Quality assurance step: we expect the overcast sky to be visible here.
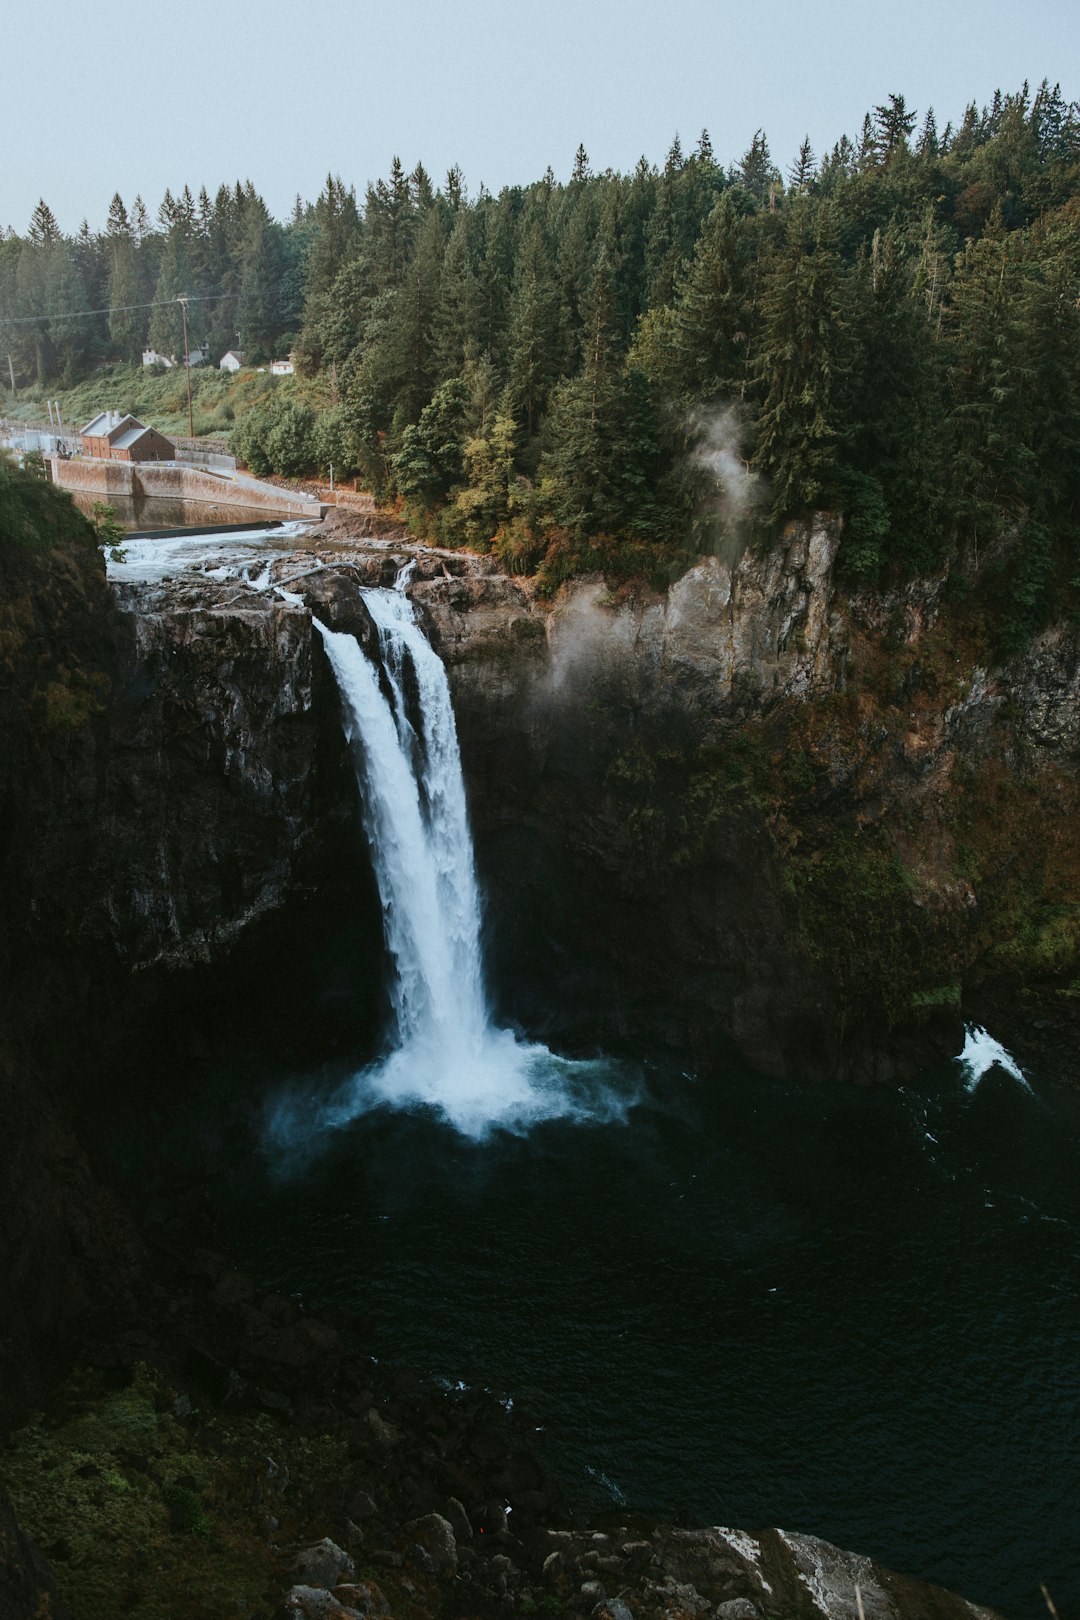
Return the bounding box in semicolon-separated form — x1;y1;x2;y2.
6;0;1079;233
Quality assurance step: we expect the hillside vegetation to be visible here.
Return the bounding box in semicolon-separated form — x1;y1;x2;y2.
3;84;1079;631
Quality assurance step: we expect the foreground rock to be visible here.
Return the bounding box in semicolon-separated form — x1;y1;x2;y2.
279;1509;1004;1620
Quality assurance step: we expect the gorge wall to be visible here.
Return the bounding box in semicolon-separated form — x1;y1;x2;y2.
3;502;1077;1618
405;516;1080;1083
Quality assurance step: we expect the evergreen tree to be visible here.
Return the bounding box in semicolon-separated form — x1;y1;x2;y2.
505;221;559;437
752;200;850;515
788;138;816;192
431;208;482;379
872;93;917;164
28;199;60;247
106;197;143;359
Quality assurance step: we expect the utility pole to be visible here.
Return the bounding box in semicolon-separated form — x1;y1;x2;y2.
6;354;15;395
178;295;194;439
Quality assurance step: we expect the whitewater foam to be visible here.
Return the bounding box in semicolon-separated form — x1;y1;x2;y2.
958;1025;1031;1093
305;589;636;1143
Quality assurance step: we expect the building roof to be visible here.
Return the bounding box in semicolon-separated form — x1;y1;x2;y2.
82;410;122;436
108;414;143;439
111;425;156;451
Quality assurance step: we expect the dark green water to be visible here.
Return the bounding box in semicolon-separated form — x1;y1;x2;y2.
193;1035;1079;1620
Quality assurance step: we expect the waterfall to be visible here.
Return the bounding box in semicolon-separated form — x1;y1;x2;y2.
309;582;634;1141
317;589;487;1055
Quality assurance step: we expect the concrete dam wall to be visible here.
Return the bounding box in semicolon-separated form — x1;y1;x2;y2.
49;456;326;519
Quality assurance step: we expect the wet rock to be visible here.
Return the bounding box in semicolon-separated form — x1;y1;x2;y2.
284;1587;362;1619
642;1575;712;1615
444;1495;472;1541
543;1549;566;1583
332;1584;390;1619
292;1538;355;1590
367;1408;402;1447
594;1601;635;1620
347;1489;378;1522
489;1553;519;1593
407;1544;435;1576
715;1602;761;1619
404;1503;456;1568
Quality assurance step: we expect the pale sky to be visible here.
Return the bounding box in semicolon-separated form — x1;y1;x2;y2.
6;0;1079;233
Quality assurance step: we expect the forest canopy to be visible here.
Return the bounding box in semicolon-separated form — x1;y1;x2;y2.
3;83;1079;619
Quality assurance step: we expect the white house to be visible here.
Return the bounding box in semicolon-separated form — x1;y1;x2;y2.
270;359;294;376
142;347;175;369
186;347;208;367
219;350;245;372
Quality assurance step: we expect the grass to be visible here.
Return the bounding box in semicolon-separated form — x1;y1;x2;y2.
0;1363;354;1620
4;362;330;446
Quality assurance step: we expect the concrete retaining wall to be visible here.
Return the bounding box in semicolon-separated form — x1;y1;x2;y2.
49;457;324;518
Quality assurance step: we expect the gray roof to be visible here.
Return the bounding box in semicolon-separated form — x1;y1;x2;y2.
111;425;154;450
82;411;116;436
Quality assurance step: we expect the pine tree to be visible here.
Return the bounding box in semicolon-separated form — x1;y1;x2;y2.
147;223;192;360
788;138;816;192
410;163;435;213
737;132;776;202
431;208;482;380
916;109;939;159
384;204;447;419
505;221;559;437
872;93;917;164
445;165;465;210
944;208;1031;546
106;198;143;360
670;194;750;398
28;199;60;247
237;197;285;359
752;200;850;515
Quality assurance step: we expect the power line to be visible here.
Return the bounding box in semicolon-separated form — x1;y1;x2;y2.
0;292;230;328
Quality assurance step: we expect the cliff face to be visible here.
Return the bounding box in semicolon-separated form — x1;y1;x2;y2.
1;511;1071;1619
4;515;1079;1366
68;514;1076;1088
0;551;353;1429
408;518;1080;1081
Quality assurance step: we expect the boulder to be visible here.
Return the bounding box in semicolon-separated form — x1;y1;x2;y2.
292;1538;355;1591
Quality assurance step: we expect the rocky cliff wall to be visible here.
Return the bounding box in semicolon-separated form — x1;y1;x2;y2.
1;508;1067;1618
5;511;1080;1402
400;517;1080;1082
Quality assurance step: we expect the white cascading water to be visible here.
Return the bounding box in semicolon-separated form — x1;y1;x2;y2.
310;578;632;1141
957;1024;1031;1093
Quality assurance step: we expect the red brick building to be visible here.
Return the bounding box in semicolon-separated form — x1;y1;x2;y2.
80;412;174;462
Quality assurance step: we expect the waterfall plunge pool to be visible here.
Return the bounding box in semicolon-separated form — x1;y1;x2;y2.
170;1032;1080;1620
102;540;1080;1619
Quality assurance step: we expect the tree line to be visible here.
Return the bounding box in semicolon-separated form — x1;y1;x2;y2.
3;81;1080;621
